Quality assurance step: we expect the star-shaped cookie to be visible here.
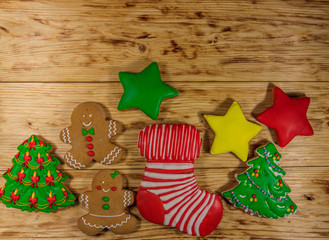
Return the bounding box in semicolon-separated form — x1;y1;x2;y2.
204;101;262;161
256;86;314;147
117;62;179;120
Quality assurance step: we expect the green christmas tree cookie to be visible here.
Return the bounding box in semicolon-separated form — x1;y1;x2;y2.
222;142;297;218
0;135;75;213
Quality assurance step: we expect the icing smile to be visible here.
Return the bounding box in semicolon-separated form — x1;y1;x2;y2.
83;121;92;127
102;188;110;193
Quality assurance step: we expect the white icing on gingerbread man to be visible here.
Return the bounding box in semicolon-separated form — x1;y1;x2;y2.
78;170;138;235
60;102;123;169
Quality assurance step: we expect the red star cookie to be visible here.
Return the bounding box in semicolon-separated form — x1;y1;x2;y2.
257;87;314;147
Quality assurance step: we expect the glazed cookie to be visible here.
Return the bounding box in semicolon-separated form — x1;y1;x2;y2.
256;86;313;147
0;135;75;213
137;124;223;236
60;102;123;169
78;170;138;235
222;142;297;218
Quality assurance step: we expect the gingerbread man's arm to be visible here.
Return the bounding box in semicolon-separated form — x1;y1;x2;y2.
122;190;135;207
80;191;92;209
107;120;123;138
60;126;73;144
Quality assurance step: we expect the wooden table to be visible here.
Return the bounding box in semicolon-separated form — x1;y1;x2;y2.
0;1;328;239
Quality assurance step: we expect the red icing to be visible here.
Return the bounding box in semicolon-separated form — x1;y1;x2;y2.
86;136;93;142
87;144;93;149
45;175;55;186
138;124;202;163
137;190;164;225
22;154;32;168
36;156;44;170
111;187;116;191
198;195;223;236
29;140;37;150
47;195;56;207
31;175;39;188
5;167;12;175
88;151;95;157
16;171;26;184
29;196;38;208
96;186;101;190
10;191;20;204
137;124;223;236
256;87;314;147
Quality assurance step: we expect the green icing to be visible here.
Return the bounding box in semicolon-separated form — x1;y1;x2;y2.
0;135;76;213
110;171;119;179
103;204;109;210
103;196;109;202
222;142;297;219
82;128;95;136
117;62;179;120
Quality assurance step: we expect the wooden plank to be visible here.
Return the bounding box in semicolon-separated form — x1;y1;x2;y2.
0;81;328;170
0;167;328;239
0;0;328;82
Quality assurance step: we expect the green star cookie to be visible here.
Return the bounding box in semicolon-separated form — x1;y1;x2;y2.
117;62;179;120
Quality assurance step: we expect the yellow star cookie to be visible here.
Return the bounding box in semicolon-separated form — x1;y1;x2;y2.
204;101;262;161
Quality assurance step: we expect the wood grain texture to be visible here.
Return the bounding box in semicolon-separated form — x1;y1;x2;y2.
0;0;329;82
0;0;329;239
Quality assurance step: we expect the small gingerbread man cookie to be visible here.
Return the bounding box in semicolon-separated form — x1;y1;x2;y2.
60;102;123;169
78;170;138;235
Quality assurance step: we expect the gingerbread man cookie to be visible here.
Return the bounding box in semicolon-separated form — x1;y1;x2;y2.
60;102;123;169
78;170;138;235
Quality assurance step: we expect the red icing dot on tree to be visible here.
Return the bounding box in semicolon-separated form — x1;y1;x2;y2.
0;135;75;212
223;142;297;219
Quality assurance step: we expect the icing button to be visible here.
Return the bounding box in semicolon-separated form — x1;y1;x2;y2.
88;151;95;157
103;204;109;210
87;144;93;149
86;136;93;142
103;196;109;202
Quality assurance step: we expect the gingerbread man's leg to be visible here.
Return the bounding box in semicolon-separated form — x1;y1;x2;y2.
110;214;138;234
77;215;104;235
97;144;124;166
64;151;88;169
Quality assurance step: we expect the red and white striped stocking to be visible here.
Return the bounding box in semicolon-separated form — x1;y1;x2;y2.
137;124;223;236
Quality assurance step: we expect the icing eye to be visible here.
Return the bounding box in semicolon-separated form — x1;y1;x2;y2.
102;181;104;184
83;114;85;117
111;187;117;191
96;186;101;190
89;114;92;117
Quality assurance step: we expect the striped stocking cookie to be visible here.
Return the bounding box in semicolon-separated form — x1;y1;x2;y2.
136;124;223;236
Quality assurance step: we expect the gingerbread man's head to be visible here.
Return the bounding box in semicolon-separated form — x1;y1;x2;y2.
71;102;106;129
92;170;123;194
